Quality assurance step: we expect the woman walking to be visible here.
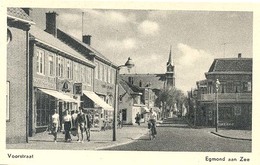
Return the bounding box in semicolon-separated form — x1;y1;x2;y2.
63;109;72;142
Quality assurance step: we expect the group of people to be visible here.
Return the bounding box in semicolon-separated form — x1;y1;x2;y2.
51;107;92;143
51;107;158;143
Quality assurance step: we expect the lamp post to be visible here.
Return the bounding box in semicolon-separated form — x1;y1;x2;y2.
215;79;220;132
113;57;134;141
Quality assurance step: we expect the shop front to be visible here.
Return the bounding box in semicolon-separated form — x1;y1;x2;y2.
33;88;78;134
81;90;114;131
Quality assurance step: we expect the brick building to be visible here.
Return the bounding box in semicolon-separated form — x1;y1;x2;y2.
6;8;34;143
195;54;252;129
29;24;95;134
43;12;118;130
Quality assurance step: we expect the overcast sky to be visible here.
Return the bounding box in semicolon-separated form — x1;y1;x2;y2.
31;8;253;93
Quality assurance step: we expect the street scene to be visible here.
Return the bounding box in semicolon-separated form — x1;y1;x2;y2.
6;7;252;152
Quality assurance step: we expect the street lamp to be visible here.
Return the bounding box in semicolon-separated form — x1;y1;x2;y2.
113;57;134;141
215;79;220;132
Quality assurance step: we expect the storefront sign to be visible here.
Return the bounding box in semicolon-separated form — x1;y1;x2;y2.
73;83;82;95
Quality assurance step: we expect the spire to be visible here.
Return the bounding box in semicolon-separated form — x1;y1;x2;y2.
167;45;173;66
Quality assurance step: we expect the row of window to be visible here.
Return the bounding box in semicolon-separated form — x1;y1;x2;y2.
206;81;252;94
36;48;92;86
95;61;116;84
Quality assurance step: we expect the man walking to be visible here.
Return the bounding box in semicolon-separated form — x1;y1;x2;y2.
51;109;60;143
77;107;86;143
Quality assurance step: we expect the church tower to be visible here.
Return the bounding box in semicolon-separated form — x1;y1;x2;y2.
165;46;175;89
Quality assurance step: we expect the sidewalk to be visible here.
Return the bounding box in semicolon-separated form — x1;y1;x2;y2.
6;124;148;150
210;129;252;141
184;118;252;141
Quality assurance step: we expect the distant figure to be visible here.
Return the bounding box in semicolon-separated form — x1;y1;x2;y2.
77;107;86;143
147;108;157;137
71;109;79;141
51;109;60;143
135;112;141;125
62;109;72;142
85;112;92;142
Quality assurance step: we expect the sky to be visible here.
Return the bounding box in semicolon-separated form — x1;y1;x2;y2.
30;8;253;93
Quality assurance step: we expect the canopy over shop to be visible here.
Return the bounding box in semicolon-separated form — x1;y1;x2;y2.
82;91;114;130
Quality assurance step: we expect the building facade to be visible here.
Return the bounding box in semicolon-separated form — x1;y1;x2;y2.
195;54;252;129
29;24;95;134
118;79;148;125
6;8;34;143
43;12;118;130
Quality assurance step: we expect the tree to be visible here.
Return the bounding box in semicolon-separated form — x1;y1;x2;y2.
158;87;187;118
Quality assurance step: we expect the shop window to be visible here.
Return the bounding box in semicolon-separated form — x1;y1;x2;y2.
36;49;45;75
57;56;64;78
104;65;107;82
95;61;99;79
48;53;55;76
100;63;104;81
243;82;252;92
66;60;72;79
36;91;54;127
234;81;241;93
226;81;233;93
108;67;111;83
74;62;78;81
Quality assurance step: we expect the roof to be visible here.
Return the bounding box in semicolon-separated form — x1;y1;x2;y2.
208;58;252;73
29;25;95;67
120;73;166;90
7;8;34;24
119;79;142;94
57;29;117;67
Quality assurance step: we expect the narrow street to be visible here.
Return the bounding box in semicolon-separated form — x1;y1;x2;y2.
103;116;251;152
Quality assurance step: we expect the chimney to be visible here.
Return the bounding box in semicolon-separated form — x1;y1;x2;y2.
22;8;32;16
238;53;242;58
82;35;92;45
45;12;58;37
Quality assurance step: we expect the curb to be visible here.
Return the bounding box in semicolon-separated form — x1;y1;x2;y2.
210;132;252;141
95;132;147;150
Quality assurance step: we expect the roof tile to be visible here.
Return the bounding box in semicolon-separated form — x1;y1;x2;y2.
208;58;252;73
7;8;32;22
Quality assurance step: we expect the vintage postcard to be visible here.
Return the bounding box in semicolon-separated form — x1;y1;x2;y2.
1;0;260;165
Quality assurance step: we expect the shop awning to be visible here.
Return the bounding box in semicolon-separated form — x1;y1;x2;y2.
38;88;77;103
83;91;114;111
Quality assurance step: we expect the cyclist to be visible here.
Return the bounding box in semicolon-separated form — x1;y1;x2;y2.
147;108;157;139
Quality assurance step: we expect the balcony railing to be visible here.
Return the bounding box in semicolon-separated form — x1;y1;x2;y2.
198;93;252;103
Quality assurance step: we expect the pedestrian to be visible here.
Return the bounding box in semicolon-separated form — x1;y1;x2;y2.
77;107;86;143
135;112;141;125
51;109;60;143
62;109;72;142
71;109;79;141
85;111;92;142
147;108;157;137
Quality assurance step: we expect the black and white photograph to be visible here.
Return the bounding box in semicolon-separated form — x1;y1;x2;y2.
1;1;260;165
